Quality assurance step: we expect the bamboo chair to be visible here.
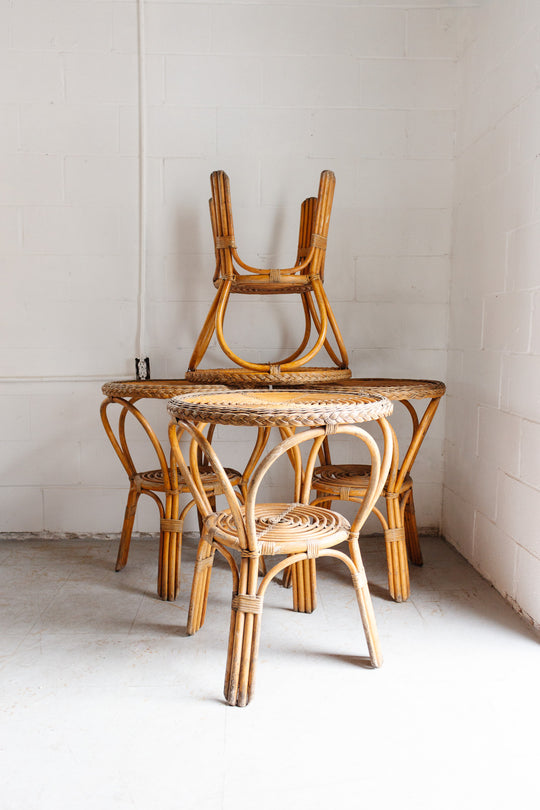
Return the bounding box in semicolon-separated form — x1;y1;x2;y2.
310;379;446;602
167;388;393;707
185;170;351;386
100;381;270;601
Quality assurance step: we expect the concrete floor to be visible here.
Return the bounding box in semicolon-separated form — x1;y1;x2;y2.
1;532;538;810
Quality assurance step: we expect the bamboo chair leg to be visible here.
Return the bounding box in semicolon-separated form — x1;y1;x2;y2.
187;529;215;635
291;558;317;613
383;495;410;603
157;529;182;601
347;539;382;667
224;558;261;707
115;486;140;571
352;569;383;668
157;493;183;602
282;566;292;589
404;489;423;566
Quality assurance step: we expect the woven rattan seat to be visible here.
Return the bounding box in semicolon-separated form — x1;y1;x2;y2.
168;388;393;706
186;170;351;386
313;464;412;497
136;467;241;493
211;502;350;556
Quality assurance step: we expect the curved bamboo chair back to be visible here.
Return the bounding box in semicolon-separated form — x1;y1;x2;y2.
187;170;350;382
170;419;392;556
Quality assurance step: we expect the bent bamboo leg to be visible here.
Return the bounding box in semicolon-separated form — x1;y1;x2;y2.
347;539;382;667
403;488;423;566
115;485;141;571
187;527;216;635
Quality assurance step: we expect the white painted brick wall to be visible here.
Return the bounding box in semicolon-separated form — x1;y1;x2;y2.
444;0;540;626
2;3;465;553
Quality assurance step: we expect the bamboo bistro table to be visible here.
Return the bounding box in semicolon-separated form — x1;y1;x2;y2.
100;379;240;601
167;388;394;706
308;378;446;602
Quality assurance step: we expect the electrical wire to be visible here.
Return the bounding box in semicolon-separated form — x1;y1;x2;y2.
136;0;148;377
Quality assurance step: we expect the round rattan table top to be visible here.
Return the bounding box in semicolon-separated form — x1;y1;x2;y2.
305;377;446;400
185;367;352;386
168;388;393;428
101;379;229;400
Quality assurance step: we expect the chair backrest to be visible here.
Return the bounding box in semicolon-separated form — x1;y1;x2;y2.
168;418;393;554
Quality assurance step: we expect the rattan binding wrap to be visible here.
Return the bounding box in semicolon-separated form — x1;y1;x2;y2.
168;388;393;428
101;379;229;400
185;367;352;387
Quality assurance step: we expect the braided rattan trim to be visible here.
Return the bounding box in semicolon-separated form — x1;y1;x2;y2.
102;379;229;399
307;378;446;400
161;518;184;532
185;367;352;386
168;389;393;427
232;594;263;615
384;528;406;543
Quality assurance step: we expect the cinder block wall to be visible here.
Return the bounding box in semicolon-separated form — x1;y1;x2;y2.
444;0;540;626
1;1;465;538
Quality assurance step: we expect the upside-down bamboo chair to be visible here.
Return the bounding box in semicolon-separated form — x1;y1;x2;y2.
185;170;351;386
100;381;271;601
167;388;393;707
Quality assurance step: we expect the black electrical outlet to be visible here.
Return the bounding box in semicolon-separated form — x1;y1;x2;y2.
135;357;151;380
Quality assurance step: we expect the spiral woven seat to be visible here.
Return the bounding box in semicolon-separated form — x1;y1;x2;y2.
185;367;351;387
168;388;393;428
210;502;350;556
137;467;241;493
312;464;412;498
